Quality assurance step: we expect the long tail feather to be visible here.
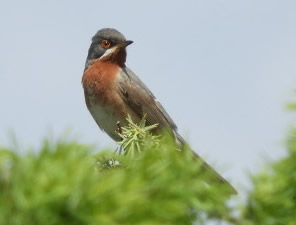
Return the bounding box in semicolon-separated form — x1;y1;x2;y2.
175;132;237;195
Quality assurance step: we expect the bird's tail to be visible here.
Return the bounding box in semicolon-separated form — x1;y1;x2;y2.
175;132;237;195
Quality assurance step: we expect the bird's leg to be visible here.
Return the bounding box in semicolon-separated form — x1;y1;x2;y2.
116;121;124;154
116;121;123;134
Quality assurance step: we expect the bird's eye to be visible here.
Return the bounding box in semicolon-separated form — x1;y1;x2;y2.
100;40;111;49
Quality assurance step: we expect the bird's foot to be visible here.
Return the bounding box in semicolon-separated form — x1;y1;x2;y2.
116;121;123;134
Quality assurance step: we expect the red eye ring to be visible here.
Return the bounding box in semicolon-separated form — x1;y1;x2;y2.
101;40;111;49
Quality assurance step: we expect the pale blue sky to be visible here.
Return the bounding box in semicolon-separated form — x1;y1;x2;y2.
1;0;296;192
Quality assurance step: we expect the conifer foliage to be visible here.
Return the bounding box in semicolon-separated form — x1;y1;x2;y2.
1;107;296;224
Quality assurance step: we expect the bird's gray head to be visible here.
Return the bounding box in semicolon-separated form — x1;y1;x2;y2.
85;28;133;69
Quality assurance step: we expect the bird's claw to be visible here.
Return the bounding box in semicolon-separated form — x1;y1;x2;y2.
116;121;123;134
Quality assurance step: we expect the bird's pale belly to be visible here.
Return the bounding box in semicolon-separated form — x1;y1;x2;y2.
86;94;137;141
87;98;122;141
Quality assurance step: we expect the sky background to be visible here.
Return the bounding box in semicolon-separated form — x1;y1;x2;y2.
1;0;296;195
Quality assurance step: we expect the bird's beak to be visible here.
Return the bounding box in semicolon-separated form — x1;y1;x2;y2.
125;40;133;46
117;40;133;48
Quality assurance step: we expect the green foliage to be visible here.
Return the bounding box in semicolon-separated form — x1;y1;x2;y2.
239;103;296;225
287;103;296;110
0;124;233;225
2;106;296;225
239;129;296;225
117;115;159;157
0;140;96;225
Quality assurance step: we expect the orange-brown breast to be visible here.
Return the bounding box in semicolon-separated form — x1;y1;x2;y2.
82;60;120;107
82;59;140;140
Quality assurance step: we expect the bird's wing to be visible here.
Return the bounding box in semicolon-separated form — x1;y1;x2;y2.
117;67;237;194
118;67;177;132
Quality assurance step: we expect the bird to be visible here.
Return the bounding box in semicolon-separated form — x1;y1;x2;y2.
82;28;236;194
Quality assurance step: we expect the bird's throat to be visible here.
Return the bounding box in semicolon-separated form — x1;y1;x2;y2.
99;47;127;67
